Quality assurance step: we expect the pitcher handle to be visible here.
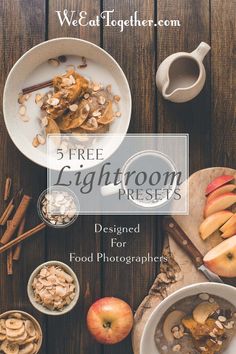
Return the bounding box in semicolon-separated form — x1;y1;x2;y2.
191;42;211;61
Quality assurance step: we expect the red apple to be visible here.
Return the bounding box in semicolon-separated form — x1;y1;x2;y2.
87;297;133;344
205;175;235;196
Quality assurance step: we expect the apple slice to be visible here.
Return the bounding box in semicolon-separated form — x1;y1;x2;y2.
199;211;233;240
203;235;236;277
193;302;219;324
204;193;236;218
220;214;236;232
207;184;236;203
221;224;236;239
205;175;235;196
163;310;186;342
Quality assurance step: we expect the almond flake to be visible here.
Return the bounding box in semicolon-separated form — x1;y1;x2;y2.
37;134;46;145
92;109;101;117
41;116;48;127
32;136;39;148
69;75;76;84
18;94;26;104
98;96;106;105
21;115;30;122
92;83;101;92
114;95;121;102
88;117;98;128
69;104;78;112
48;58;60;67
47;97;60;106
19;105;26;116
215;320;224;329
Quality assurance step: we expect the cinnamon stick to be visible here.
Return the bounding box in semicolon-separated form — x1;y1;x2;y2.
0;199;14;226
13;217;26;261
0;223;46;255
1;195;31;244
6;221;13;275
4;177;12;201
22;80;53;95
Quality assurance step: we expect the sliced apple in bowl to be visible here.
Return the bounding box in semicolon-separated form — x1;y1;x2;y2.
199;210;233;240
204;193;236;218
193;302;219;324
163;310;186;342
203;235;236;277
205;175;235;196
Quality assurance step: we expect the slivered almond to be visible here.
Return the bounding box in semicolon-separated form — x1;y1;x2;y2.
19;105;26;115
69;104;78;112
48;58;60;67
32;136;39;148
37;134;46;145
47;97;60;106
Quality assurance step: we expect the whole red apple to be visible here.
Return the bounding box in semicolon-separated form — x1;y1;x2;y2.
87;297;134;344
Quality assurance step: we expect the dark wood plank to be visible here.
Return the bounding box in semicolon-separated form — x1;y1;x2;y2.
102;1;158;354
0;0;47;352
211;0;236;167
157;0;211;174
47;1;102;353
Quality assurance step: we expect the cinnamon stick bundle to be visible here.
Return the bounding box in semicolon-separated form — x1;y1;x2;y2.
1;195;31;245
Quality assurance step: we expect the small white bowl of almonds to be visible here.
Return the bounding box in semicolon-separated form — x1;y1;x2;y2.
0;310;42;354
37;187;80;228
27;261;80;316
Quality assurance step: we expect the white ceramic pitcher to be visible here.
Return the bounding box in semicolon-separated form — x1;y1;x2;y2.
156;42;211;103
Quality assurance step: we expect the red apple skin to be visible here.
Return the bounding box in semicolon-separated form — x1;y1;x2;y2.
205;175;235;196
87;297;134;345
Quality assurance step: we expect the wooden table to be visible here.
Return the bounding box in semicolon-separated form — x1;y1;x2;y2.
0;1;235;353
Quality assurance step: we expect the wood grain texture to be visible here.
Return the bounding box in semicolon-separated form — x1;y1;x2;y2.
47;1;102;354
157;0;211;173
0;0;47;352
211;0;236;168
101;1;159;354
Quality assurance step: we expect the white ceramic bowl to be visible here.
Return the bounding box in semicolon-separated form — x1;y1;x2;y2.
27;261;80;316
0;310;43;353
3;37;132;168
140;282;236;354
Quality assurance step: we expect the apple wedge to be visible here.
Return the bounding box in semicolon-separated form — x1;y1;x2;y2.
220;214;236;232
193;302;219;324
207;184;236;203
221;224;236;239
199;211;233;240
205;175;235;196
204;193;236;218
163;310;186;342
203;235;236;277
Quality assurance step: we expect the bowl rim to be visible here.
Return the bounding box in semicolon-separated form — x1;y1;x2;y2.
3;37;132;168
27;260;80;316
140;282;236;354
0;310;43;353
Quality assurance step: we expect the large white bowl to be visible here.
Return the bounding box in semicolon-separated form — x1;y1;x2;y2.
141;282;236;354
3;37;132;168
